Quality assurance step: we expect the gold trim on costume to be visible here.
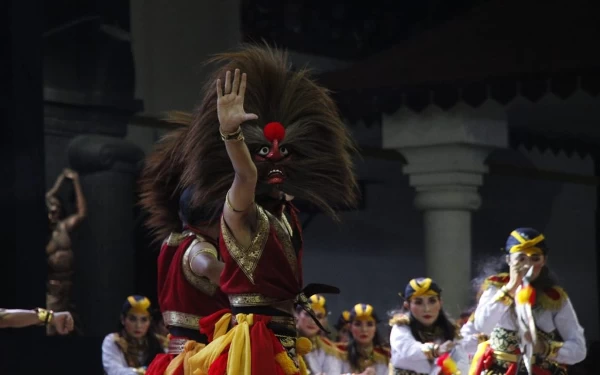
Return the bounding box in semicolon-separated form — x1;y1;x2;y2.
220;205;270;284
228;293;279;307
275;335;297;349
493;350;537;364
547;340;564;360
182;237;219;296
188;237;219;260
162;311;202;330
310;336;345;359
389;313;410;326
481;273;510;291
493;288;514;306
265;209;299;280
270;316;296;326
538;286;568;311
165;231;193;246
371;348;391;365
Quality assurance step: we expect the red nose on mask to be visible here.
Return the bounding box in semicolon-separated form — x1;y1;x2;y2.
263;122;285;161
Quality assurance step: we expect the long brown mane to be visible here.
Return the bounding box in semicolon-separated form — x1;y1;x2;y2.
182;44;358;215
139;43;358;242
138;119;189;242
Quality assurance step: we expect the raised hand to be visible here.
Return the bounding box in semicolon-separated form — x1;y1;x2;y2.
506;257;528;294
216;69;258;133
63;168;78;180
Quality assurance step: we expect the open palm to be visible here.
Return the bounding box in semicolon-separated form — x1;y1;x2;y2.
216;69;258;133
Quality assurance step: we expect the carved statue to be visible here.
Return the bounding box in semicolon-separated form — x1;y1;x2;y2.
45;168;87;335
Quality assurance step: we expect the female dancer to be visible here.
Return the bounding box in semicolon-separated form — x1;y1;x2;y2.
297;295;344;374
470;228;586;375
102;295;167;375
390;278;469;375
339;303;390;375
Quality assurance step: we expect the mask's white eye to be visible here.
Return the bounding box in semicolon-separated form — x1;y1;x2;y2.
257;146;270;156
280;146;289;156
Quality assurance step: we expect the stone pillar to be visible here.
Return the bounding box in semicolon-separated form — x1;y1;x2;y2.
383;103;508;315
42;2;143;338
67;135;145;337
43;0;142;186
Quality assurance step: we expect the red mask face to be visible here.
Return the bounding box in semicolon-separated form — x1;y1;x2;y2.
254;122;290;185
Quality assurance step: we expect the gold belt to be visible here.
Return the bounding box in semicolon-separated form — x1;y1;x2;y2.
494;350;537;364
167;338;188;355
228;293;280;307
231;315;295;328
162;311;202;330
269;316;296;331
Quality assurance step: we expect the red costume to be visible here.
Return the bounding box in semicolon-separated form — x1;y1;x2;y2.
190;204;307;375
219;204;303;299
142;43;358;375
146;228;230;375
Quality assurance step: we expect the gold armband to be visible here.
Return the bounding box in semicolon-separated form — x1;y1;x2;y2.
189;247;219;265
545;340;564;359
226;190;254;213
493;286;514;306
34;308;54;325
219;126;244;142
421;342;438;360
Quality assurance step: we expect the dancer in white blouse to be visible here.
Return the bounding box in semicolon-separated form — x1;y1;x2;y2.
458;312;488;363
390;278;469;375
339;303;390;375
297;294;344;374
470;227;586;375
101;296;167;375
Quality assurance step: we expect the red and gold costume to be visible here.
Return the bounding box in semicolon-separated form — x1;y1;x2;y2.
219;204;303;301
146;228;230;375
188;204;312;375
140;43;357;375
187;45;358;375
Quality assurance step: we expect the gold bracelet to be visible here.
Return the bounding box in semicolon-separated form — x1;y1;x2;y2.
34;308;54;325
493;289;513;306
500;285;514;299
421;342;436;360
225;190;254;213
546;340;564;359
219;126;244;142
